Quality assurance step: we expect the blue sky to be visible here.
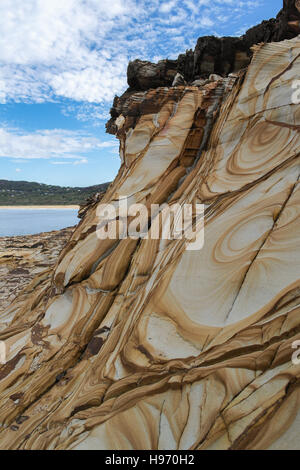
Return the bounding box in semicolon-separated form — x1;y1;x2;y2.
0;0;283;187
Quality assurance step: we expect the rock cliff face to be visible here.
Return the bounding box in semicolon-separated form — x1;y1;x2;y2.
0;5;299;450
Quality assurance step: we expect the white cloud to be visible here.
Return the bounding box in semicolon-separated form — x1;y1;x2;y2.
74;158;88;165
160;1;176;14
15;168;22;172
199;16;214;28
0;0;263;105
61;103;110;125
0;0;136;104
0;127;117;162
51;158;88;165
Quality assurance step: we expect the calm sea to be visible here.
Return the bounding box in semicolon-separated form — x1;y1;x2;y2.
0;209;79;237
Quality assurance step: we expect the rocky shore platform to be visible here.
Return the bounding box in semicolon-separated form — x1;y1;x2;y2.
0;227;74;313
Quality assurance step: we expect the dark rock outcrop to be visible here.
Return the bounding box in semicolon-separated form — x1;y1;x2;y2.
107;0;300;133
127;59;178;90
129;0;300;88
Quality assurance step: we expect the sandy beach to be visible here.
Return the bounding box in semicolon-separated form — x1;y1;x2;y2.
0;205;80;210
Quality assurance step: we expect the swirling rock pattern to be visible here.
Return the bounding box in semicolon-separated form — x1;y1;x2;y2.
0;37;299;450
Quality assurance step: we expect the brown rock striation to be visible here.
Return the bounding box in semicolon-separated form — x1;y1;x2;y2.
0;32;299;449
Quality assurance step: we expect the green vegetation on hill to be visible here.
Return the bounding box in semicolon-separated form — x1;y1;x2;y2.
0;180;110;206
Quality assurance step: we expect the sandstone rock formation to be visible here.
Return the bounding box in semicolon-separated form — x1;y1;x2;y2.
0;6;300;450
0;228;74;314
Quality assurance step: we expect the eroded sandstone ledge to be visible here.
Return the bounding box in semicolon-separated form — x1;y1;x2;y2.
0;31;299;449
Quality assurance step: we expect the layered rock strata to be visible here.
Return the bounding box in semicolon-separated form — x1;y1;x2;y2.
0;34;299;449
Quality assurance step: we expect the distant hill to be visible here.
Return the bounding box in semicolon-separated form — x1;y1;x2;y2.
0;180;110;206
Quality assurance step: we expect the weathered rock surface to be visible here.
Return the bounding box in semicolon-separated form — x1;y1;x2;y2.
0;31;299;449
0;227;74;313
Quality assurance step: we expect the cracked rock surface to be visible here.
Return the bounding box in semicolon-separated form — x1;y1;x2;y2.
0;37;299;450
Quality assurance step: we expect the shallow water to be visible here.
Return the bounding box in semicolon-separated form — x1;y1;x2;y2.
0;209;79;237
